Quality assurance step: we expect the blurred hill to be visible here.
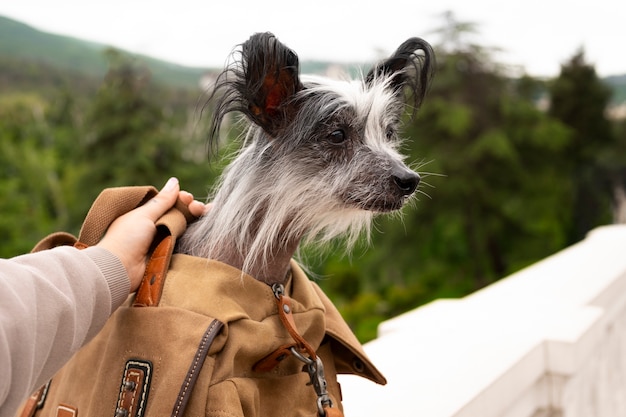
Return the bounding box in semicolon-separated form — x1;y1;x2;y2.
605;74;626;104
0;15;210;90
3;14;624;103
0;15;365;92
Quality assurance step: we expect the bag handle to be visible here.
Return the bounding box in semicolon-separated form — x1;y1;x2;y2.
78;186;195;307
33;186;195;306
77;185;195;244
78;186;161;246
31;186;168;252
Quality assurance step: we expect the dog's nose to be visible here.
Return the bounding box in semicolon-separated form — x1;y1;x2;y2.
393;170;420;196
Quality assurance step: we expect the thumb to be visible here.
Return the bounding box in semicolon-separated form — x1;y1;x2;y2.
139;177;180;222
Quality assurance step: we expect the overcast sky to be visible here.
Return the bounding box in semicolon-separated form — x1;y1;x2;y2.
1;0;624;78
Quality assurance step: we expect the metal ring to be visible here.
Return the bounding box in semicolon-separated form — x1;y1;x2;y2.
289;346;314;365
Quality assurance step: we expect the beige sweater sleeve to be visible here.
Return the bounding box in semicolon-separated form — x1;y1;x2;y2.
0;246;130;417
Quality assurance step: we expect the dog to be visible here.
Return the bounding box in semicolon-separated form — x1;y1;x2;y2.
178;32;434;285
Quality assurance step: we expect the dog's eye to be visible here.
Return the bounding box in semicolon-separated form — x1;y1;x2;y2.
328;129;346;145
385;127;395;139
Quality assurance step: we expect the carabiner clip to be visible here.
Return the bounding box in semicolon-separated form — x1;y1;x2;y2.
290;347;333;416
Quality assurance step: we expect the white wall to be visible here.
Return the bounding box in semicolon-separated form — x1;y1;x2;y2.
339;225;626;417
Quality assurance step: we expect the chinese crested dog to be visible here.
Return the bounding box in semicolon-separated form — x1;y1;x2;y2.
178;32;434;284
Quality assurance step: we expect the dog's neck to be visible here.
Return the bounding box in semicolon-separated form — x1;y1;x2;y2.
216;236;300;285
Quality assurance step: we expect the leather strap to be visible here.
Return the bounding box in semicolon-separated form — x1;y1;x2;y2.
252;343;297;372
272;285;344;417
254;285;318;371
76;186;192;307
18;381;50;417
276;293;317;359
23;186;197;416
134;198;191;307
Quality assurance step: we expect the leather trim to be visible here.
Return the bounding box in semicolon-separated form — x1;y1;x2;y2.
116;360;152;417
171;319;224;417
134;234;173;307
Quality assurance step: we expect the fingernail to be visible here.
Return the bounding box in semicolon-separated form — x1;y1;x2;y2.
162;177;178;191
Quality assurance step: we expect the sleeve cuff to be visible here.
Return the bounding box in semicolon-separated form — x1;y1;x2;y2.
83;247;131;311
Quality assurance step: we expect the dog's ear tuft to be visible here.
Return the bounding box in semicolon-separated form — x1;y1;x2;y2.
207;32;303;151
366;37;435;113
240;32;302;135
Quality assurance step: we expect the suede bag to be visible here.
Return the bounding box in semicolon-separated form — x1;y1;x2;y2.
19;186;386;417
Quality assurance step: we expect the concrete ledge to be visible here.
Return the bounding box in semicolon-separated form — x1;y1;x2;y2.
340;225;626;417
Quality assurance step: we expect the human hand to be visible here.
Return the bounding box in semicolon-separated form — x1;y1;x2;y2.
96;178;208;292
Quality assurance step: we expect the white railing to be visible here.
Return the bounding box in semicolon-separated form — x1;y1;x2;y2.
339;225;626;417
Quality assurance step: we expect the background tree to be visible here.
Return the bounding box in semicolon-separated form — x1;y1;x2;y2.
81;50;179;190
548;49;616;241
79;49;217;215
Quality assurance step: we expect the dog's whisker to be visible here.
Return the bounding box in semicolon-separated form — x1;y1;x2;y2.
417;189;433;200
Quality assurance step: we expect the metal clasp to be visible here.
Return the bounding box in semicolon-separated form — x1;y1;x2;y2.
290;347;333;416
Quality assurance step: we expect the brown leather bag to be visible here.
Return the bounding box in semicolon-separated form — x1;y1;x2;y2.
19;186;386;417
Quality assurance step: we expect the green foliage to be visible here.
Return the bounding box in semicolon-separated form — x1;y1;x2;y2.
0;50;218;256
0;93;79;256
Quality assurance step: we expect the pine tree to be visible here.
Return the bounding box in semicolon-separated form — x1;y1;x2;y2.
548;49;616;240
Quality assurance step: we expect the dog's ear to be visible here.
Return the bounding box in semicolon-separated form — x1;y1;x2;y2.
238;32;303;136
207;33;303;150
366;37;435;112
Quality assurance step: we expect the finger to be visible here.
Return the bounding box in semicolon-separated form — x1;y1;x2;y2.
178;190;194;205
138;177;180;221
188;200;209;217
